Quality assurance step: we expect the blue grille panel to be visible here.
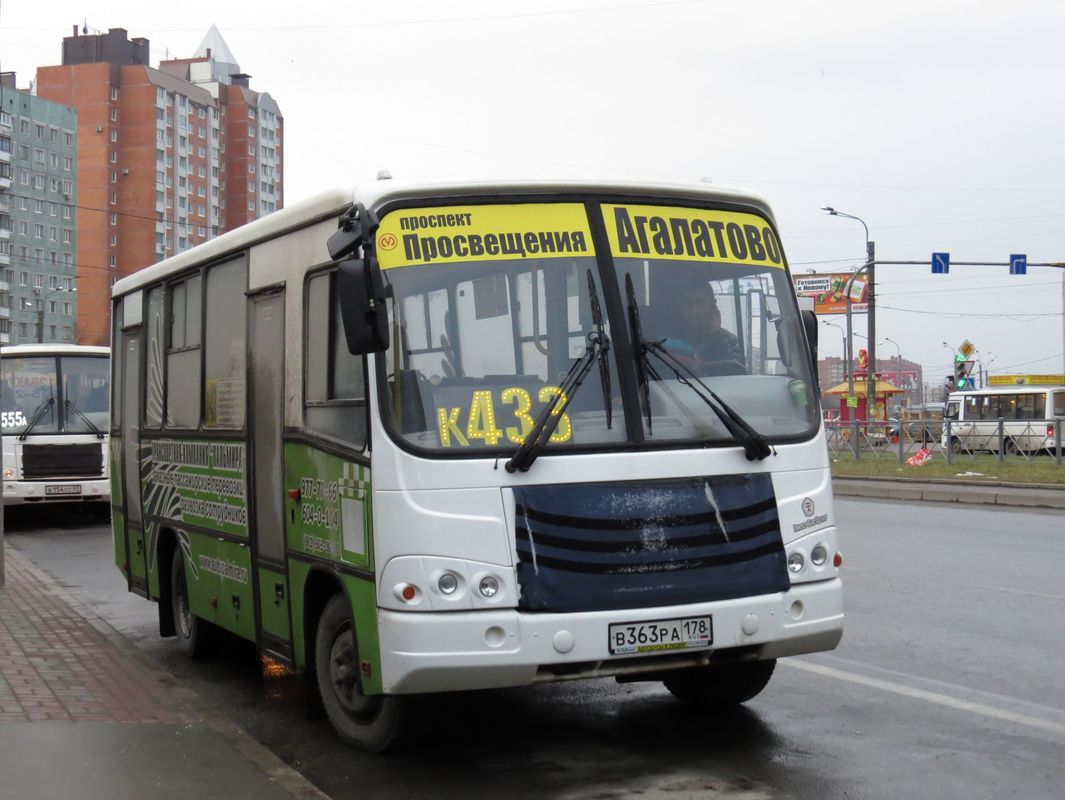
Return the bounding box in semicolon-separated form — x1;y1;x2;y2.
513;474;789;613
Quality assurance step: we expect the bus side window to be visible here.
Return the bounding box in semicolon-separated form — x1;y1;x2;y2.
305;271;366;448
204;258;247;430
144;286;165;428
1055;392;1065;417
166;275;202;428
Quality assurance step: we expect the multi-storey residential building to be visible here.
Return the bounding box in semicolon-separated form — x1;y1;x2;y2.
0;73;78;345
36;26;283;346
159;26;284;229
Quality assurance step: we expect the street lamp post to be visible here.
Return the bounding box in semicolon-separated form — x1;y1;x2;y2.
880;336;904;404
821;206;876;432
34;285;77;344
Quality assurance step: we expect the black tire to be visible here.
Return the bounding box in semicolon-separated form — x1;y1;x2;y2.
170;549;212;659
663;659;776;712
950;437;963;455
315;594;406;752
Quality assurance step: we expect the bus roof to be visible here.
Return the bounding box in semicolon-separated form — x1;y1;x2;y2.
0;344;109;357
112;177;778;298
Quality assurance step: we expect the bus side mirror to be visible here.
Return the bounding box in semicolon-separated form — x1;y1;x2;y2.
801;309;819;386
337;258;389;355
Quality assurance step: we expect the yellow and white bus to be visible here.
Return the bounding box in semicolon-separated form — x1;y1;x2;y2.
1;343;110;506
943;386;1065;455
110;179;843;751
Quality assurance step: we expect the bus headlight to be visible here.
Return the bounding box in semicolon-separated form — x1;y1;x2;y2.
810;544;828;566
478;575;499;598
437;572;460;595
787;552;805;573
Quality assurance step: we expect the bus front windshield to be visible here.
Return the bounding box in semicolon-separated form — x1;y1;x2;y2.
1;355;109;435
375;200;818;455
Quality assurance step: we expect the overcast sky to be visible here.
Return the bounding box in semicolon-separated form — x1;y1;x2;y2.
3;0;1064;384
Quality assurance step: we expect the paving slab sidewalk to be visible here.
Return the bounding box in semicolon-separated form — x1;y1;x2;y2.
0;547;329;800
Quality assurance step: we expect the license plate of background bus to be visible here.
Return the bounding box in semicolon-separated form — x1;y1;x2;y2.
608;615;713;656
45;484;81;496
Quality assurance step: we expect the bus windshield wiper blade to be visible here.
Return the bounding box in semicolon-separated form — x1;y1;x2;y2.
642;339;772;462
625;274;654;435
587;269;612;431
65;399;105;439
505;329;607;474
19;396;55;440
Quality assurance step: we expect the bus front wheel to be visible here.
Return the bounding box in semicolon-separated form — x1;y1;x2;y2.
663;659;776;712
315;594;406;752
170;550;212;659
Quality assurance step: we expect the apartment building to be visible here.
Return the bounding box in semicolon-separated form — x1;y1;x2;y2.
36;26;283;346
0;73;78;345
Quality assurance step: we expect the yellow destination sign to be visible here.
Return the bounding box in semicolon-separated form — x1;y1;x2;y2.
602;204;785;268
376;203;593;269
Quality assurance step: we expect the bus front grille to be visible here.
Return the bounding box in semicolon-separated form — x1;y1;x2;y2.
22;443;104;480
513;475;790;614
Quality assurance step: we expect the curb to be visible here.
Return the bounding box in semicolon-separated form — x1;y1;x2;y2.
5;547;332;800
832;478;1065;510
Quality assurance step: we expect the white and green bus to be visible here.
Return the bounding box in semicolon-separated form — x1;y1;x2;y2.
110;179;843;751
1;343;110;506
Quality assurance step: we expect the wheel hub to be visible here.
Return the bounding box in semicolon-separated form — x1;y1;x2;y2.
329;633;380;719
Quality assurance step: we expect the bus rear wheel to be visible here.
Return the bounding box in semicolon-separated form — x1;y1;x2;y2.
315;594;406;752
170;549;212;659
663;659;776;712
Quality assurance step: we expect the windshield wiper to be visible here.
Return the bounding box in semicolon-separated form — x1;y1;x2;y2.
625;274;654;435
587;269;612;431
65;399;105;439
505;328;608;474
623;281;770;461
505;270;611;474
19;396;55;440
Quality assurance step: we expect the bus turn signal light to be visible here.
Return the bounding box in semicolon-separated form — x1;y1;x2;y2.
834;551;843;568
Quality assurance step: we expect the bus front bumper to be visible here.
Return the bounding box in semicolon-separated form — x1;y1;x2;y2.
2;478;110;505
376;578;843;694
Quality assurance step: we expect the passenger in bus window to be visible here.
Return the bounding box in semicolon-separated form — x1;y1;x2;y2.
664;282;744;371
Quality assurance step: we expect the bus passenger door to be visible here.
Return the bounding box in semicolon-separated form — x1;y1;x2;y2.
121;331;148;595
249;289;292;661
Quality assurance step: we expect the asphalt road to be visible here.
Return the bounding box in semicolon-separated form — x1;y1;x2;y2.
5;497;1065;800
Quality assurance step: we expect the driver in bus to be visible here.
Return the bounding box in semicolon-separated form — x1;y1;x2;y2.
663;282;743;371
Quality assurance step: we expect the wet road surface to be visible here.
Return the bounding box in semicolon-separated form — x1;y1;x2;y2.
5;498;1064;799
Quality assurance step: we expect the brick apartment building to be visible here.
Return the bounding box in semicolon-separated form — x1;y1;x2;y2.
36;26;283;346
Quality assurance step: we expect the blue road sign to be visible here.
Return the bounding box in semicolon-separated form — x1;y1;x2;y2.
1009;254;1027;275
932;252;950;274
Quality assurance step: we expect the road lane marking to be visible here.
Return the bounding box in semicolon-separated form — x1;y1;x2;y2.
983;585;1065;601
782;659;1065;737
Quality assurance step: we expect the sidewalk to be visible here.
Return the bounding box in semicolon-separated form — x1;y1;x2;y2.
0;548;329;800
833;476;1065;510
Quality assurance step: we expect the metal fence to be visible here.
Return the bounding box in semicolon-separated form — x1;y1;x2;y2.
825;416;1065;465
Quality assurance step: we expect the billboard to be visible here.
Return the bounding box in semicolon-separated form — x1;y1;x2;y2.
794;273;868;315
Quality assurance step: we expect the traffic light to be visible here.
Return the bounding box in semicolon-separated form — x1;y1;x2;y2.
954;354;971;389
